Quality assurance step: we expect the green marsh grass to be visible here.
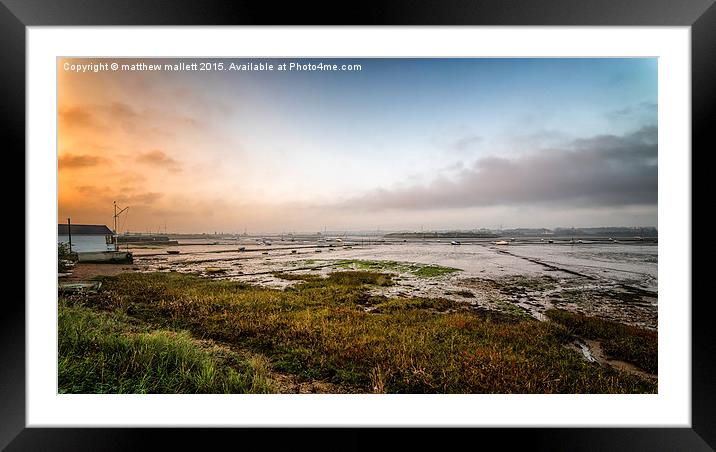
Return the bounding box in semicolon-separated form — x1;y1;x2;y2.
59;272;657;393
58;304;273;393
334;260;460;278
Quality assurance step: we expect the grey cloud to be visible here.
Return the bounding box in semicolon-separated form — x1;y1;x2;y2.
506;129;571;151
58;153;108;169
59;102;139;133
74;185;163;205
136;149;182;172
59;102;204;137
607;102;657;121
345;126;657;211
451;134;483;152
431;129;483;154
119;192;164;204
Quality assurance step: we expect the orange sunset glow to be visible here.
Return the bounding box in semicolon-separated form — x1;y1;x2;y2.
58;59;256;233
58;57;657;233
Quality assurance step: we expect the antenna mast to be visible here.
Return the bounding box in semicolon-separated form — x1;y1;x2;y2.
113;201;129;234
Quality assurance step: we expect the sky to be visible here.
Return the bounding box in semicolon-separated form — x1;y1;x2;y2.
58;58;657;233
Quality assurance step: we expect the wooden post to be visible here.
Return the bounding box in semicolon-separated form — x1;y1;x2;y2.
67;218;72;252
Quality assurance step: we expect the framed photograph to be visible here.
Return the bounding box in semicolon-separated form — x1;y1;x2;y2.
6;0;712;449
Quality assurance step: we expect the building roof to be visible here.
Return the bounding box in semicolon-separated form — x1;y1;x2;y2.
58;224;114;235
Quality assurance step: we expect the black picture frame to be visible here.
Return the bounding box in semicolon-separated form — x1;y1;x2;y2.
5;0;712;449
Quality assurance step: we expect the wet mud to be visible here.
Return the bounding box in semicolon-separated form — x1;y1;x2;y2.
129;238;658;329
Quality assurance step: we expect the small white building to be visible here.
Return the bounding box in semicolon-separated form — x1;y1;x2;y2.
58;224;116;253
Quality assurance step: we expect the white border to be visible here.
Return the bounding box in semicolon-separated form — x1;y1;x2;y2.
27;26;691;427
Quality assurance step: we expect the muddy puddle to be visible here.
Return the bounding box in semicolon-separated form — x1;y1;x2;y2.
568;339;657;380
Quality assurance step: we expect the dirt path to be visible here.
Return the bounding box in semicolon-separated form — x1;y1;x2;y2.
61;263;143;281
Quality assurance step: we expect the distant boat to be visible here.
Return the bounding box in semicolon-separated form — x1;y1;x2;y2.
494;240;509;245
166;250;180;255
450;240;461;245
548;240;554;244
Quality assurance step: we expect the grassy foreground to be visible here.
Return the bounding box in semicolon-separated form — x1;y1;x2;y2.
59;271;657;393
59;305;274;393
